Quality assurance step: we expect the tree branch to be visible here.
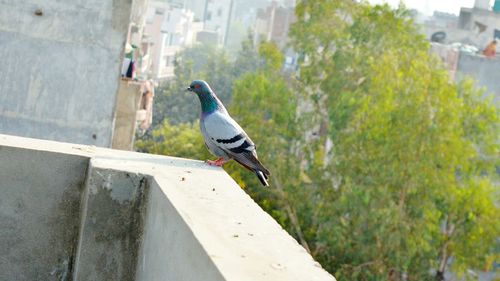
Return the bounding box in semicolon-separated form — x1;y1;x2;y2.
273;176;312;253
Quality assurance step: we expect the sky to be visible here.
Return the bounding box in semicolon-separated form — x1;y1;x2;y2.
367;0;478;15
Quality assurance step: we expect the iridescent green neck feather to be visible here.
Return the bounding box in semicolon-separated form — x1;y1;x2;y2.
190;80;226;116
197;92;219;114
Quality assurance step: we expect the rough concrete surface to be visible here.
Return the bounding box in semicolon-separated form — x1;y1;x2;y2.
0;134;336;281
111;80;143;150
73;166;148;281
0;146;88;281
0;0;132;147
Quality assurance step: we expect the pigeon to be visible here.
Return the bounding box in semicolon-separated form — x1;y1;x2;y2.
187;80;271;186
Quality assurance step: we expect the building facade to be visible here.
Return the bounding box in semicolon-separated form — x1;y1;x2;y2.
145;1;203;79
423;0;500;49
203;0;233;46
254;1;295;49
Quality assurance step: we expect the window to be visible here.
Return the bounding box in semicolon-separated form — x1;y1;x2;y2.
168;34;174;46
163;34;169;46
163;34;174;47
164;56;174;67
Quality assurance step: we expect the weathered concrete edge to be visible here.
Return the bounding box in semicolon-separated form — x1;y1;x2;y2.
72;162;151;281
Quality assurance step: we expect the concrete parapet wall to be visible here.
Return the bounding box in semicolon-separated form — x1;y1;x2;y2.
0;134;336;281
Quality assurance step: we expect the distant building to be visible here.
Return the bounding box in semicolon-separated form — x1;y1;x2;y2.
254;1;295;49
426;0;500;107
430;41;500;106
423;11;458;30
159;0;281;51
144;1;203;79
176;0;207;21
203;0;234;46
423;0;500;49
456;51;500;104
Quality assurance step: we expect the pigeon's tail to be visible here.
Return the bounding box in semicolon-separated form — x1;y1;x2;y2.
255;170;269;187
230;151;270;186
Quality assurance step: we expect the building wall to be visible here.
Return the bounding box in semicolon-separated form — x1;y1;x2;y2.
254;3;295;49
184;0;207;21
145;1;202;79
424;7;500;49
456;53;500;103
0;0;133;147
204;0;232;45
458;8;500;46
144;1;167;78
430;43;500;103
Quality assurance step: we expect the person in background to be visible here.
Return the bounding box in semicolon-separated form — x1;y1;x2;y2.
483;40;497;57
121;43;137;78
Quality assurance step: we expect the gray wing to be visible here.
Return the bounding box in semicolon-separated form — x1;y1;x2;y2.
204;111;269;175
200;118;229;158
204;111;255;154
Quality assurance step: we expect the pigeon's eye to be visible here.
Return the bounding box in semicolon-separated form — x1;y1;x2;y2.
194;84;201;89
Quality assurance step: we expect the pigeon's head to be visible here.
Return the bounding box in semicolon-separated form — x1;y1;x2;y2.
188;80;224;114
187;80;211;96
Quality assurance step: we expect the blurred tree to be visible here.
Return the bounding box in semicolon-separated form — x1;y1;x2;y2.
226;41;318;251
135;119;210;159
152;44;234;125
151;60;195;126
151;39;261;127
290;1;500;280
233;32;262;77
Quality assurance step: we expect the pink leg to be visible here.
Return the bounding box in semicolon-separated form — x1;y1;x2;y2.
205;157;226;167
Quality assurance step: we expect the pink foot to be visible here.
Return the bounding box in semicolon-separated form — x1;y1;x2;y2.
206;157;226;167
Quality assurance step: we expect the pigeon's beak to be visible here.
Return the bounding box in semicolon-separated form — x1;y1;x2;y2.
186;87;193;92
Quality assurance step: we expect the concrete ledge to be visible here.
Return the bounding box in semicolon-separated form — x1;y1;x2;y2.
0;134;336;281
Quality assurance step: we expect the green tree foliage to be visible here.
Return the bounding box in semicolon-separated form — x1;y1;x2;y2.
290;1;500;280
225;42;319;249
152;44;236;125
152;40;261;126
135;120;210;160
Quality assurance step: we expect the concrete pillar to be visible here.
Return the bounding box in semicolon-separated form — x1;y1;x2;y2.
111;80;143;151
